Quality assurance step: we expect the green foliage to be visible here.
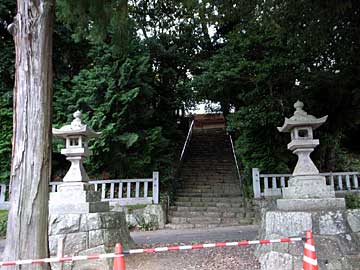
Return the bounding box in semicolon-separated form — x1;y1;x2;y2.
0;210;8;238
192;0;360;194
52;29;181;181
134;214;158;231
1;0;359;199
0;0;15;183
56;0;129;53
345;193;360;209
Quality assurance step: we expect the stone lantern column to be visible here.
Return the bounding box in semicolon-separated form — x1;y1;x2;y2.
276;101;345;210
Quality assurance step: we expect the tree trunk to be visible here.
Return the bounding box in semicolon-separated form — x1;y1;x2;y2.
4;0;54;269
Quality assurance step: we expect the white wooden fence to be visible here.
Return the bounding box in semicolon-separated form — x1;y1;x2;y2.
0;172;159;209
252;168;360;199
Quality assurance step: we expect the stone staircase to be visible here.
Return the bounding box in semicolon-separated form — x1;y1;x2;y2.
167;127;254;229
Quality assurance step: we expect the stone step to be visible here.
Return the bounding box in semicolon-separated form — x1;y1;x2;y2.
169;210;246;219
169;206;246;213
179;182;239;187
183;156;233;160
168;216;222;224
173;201;245;208
165;222;252;229
176;193;241;198
181;166;236;170
180;175;239;179
178;184;241;189
166;128;248;229
167;216;252;226
174;196;243;203
183;159;234;165
179;175;238;179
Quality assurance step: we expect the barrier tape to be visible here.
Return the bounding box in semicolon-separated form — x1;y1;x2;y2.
0;237;304;267
122;237;304;254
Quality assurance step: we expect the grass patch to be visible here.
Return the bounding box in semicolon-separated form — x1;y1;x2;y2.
0;210;8;238
126;204;147;213
345;193;360;209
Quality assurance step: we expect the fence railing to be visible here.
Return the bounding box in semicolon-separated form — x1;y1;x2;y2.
252;168;360;199
180;120;194;163
0;172;159;209
229;134;243;196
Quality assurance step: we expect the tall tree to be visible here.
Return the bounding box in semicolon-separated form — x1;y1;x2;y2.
3;0;54;266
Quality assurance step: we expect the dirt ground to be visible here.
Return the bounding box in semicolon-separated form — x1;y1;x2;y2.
124;245;260;270
125;226;261;270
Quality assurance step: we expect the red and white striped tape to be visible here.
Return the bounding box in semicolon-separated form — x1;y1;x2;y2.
0;237;303;267
0;254;120;267
123;237;303;254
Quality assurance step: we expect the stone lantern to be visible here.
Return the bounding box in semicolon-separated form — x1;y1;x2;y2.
276;101;345;210
52;110;100;190
50;111;109;213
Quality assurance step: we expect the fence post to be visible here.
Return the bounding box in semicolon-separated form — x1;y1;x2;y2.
152;171;159;204
252;168;261;199
0;184;6;203
57;237;65;270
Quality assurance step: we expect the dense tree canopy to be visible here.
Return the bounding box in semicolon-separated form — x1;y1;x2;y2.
1;0;359;195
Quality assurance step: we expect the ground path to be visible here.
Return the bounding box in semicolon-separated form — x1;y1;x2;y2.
126;225;260;270
0;225;260;269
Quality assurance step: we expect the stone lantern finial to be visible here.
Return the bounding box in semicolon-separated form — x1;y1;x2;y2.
294;100;303;110
71;110;83;127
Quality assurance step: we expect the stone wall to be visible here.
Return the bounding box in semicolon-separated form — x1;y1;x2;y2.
112;204;166;230
49;211;134;270
256;209;360;270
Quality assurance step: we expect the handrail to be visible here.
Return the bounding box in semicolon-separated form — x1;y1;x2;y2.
180;120;194;162
229;134;243;196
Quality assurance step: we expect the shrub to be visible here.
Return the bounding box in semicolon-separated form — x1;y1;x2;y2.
0;210;8;238
345;193;360;209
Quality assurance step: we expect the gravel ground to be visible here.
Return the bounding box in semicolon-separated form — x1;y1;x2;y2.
125;247;260;270
125;225;261;269
0;226;261;269
124;245;260;270
130;225;259;245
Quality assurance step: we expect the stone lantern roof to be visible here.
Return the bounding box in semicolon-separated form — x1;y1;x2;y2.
277;100;328;132
53;110;101;139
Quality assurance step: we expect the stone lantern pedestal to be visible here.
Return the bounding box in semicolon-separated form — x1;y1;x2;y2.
256;101;359;270
49;111;133;270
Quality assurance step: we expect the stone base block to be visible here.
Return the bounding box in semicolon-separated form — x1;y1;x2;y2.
49;201;109;214
57;182;94;192
49;211;134;270
51;245;113;270
282;175;335;199
256;209;360;270
50;190;101;204
264;188;282;197
112;204;166;229
259;251;293;270
277;198;345;211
